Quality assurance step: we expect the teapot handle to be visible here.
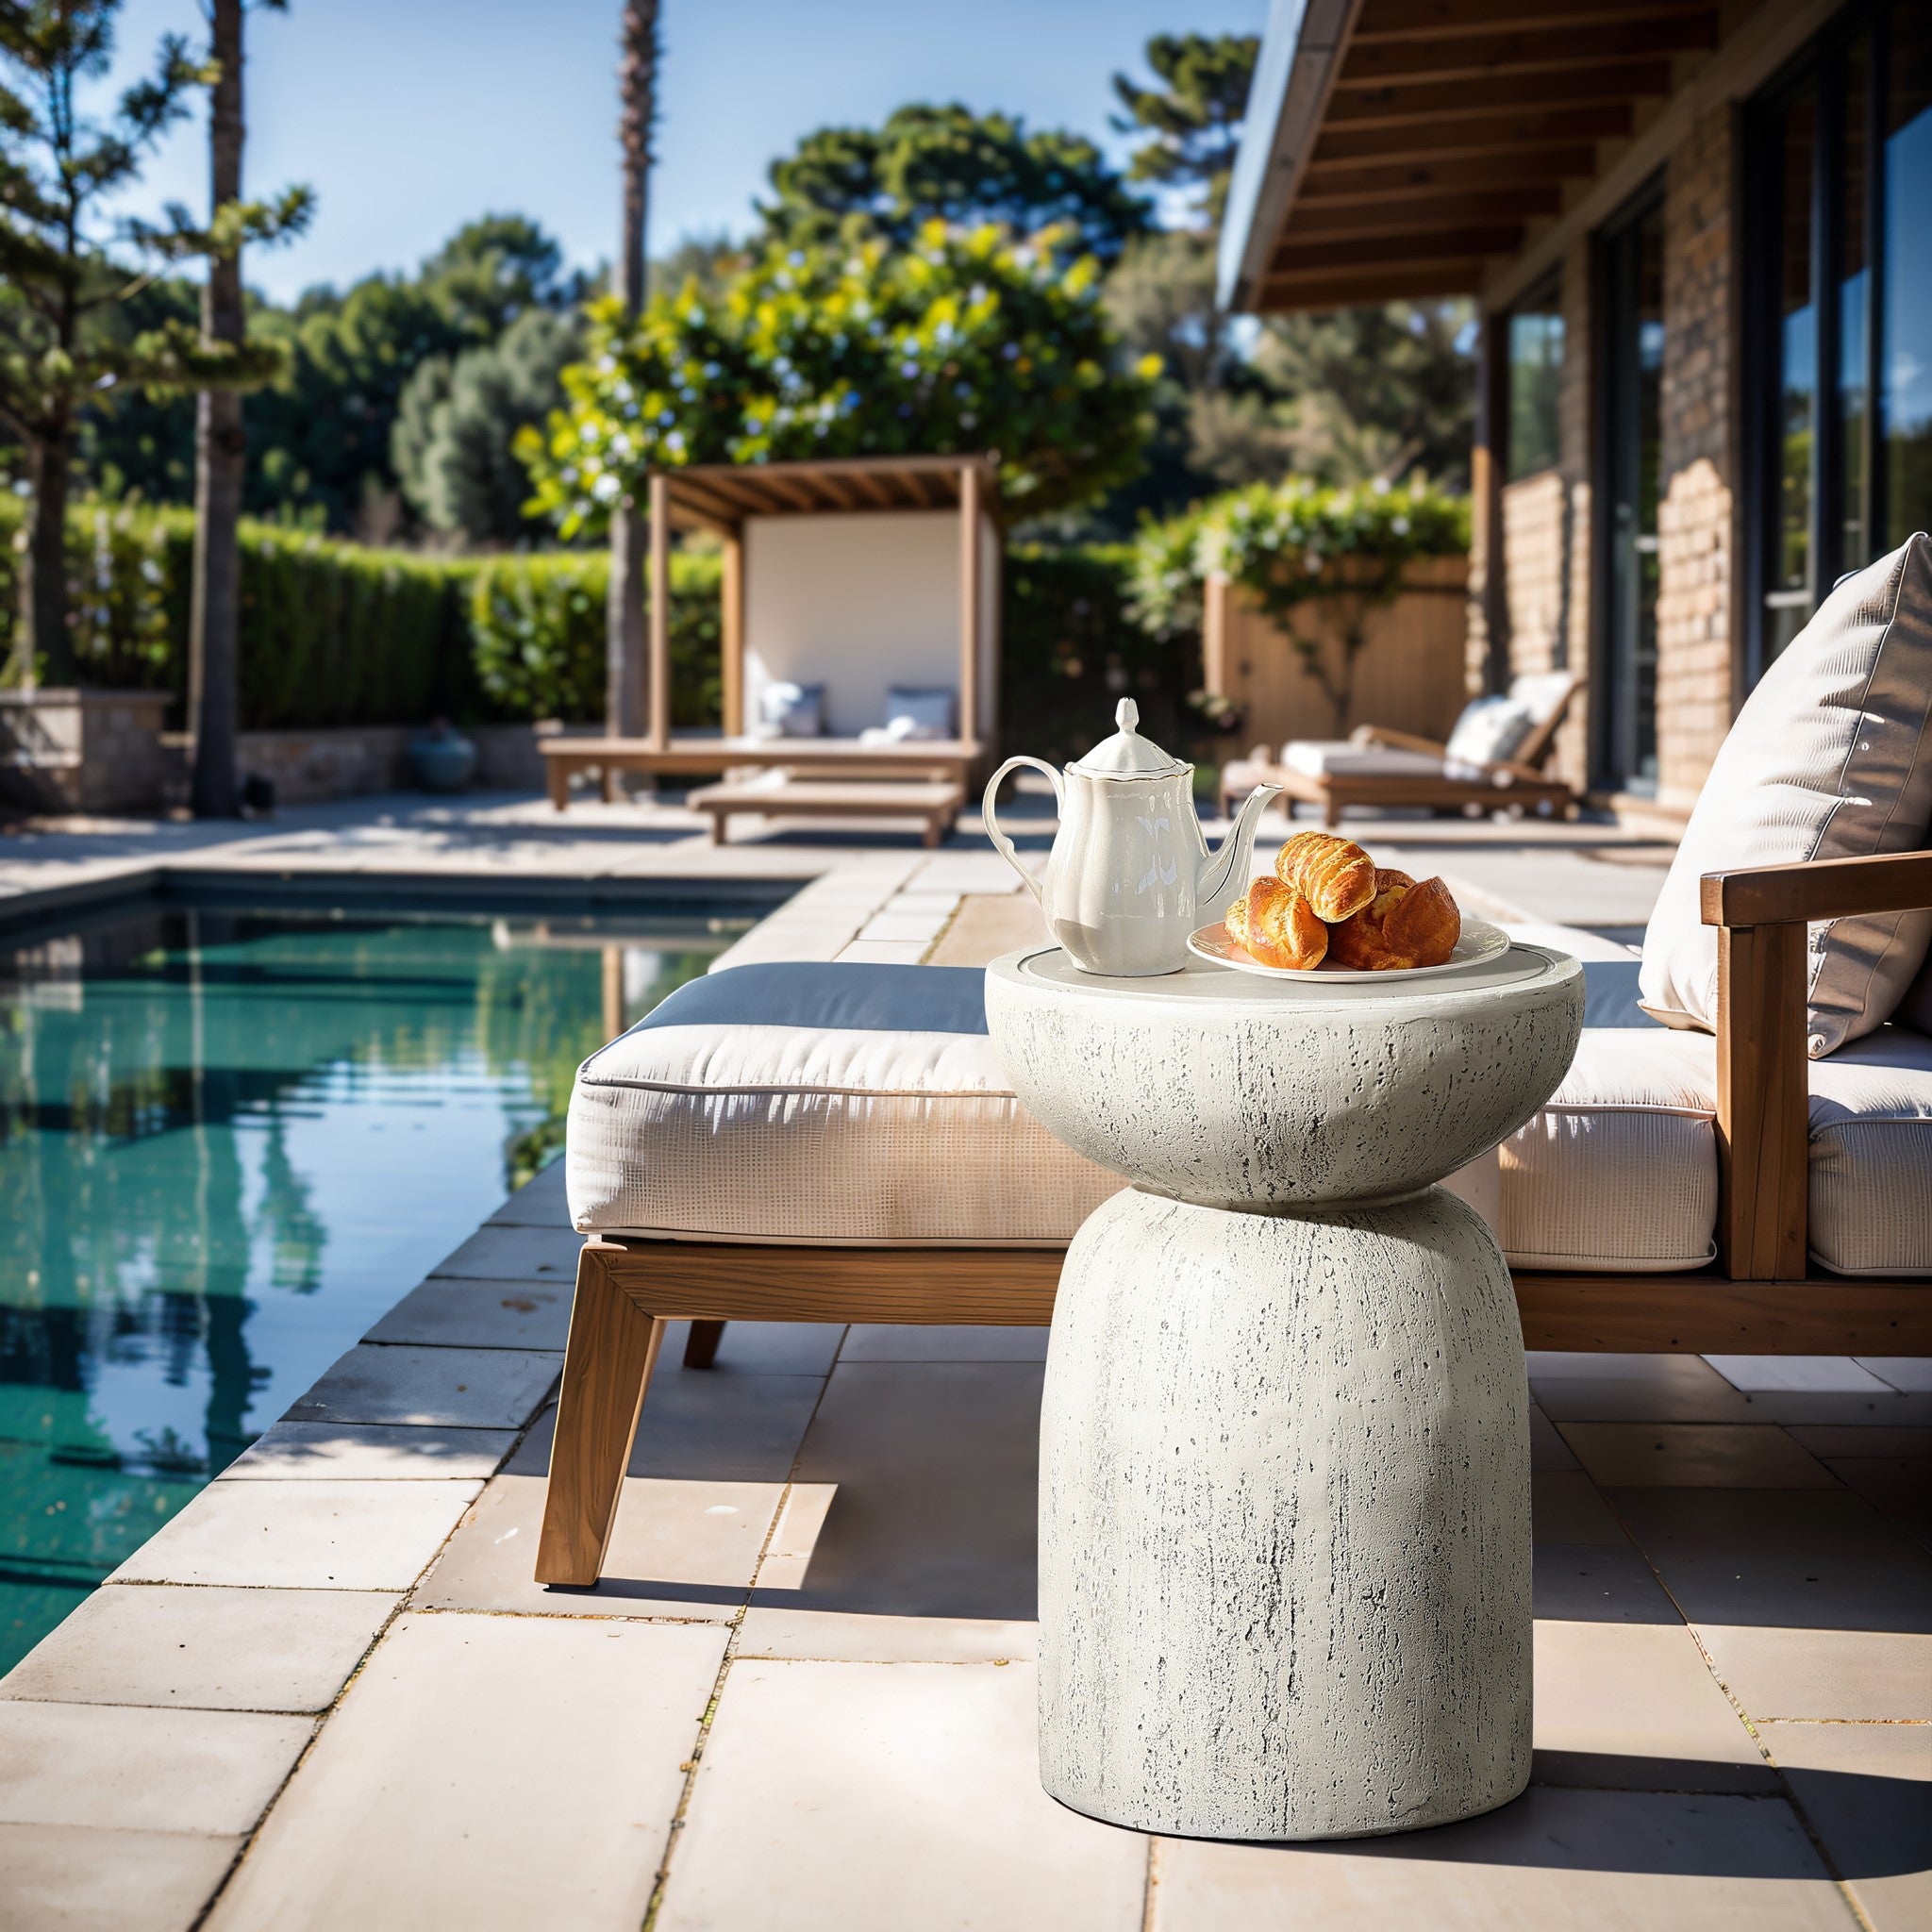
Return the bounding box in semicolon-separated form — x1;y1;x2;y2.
981;757;1062;909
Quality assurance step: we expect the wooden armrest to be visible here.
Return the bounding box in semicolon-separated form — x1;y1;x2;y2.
1354;724;1448;757
1699;847;1932;1283
1700;849;1932;926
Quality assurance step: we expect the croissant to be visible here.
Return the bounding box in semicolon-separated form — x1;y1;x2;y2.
1274;830;1377;923
1325;869;1462;971
1226;875;1328;971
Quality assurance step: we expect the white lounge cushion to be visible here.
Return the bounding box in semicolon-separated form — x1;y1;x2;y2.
567;962;1119;1244
1280;741;1445;778
1444;695;1534;766
1501;939;1932;1275
1640;532;1932;1056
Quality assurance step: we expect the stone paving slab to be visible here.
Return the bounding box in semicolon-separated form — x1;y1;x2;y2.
413;1473;780;1620
287;1342;559;1429
363;1275;575;1351
111;1478;482;1591
221;1420;515;1481
658;1658;1145;1932
733;1607;1041;1664
0;1584;395;1714
0;1701;314;1836
1757;1720;1932;1932
484;1160;570;1226
0;1823;244;1932
1146;1787;1849;1931
426;1223;585;1281
1556;1422;1840;1489
205;1613;726;1932
1532;1544;1683;1624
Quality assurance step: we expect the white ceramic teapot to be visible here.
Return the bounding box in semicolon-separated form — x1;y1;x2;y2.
983;699;1282;976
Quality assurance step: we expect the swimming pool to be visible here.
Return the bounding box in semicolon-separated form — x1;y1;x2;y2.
0;894;753;1673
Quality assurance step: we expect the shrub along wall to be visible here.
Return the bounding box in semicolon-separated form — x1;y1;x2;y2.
0;497;1202;754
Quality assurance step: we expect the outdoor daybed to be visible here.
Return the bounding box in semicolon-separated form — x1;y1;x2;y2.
1219;671;1579;825
536;537;1932;1587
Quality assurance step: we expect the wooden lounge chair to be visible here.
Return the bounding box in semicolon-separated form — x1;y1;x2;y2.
1220;672;1580;826
533;846;1932;1586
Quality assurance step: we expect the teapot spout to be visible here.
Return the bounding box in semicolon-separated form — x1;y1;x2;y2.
1197;783;1283;924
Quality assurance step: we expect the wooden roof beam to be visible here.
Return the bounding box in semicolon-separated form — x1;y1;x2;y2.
1308;104;1633;166
1351;0;1714;43
1298;146;1599;204
1334;12;1717;87
1259;258;1484;309
1281;185;1558;241
666;474;749;527
1268;225;1524;275
1324;61;1673;131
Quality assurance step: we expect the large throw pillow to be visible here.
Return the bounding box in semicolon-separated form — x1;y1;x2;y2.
883;685;956;741
1638;532;1932;1057
758;680;825;738
1443;694;1535;766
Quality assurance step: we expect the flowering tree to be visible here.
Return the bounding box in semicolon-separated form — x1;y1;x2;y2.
1130;477;1469;737
516;221;1159;534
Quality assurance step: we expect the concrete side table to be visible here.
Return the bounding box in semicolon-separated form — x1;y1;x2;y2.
985;942;1583;1841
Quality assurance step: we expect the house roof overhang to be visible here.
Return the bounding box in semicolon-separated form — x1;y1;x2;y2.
1218;0;1724;314
657;455;1000;535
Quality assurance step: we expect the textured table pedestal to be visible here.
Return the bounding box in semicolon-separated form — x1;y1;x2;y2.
986;943;1583;1841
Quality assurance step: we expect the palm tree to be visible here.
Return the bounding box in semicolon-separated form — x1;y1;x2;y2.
607;0;658;741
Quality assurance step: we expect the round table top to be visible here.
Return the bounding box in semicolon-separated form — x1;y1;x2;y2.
991;940;1578;1018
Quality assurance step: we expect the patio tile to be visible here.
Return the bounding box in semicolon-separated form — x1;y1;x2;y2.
1555;1423;1840;1489
111;1478;480;1591
1704;1355;1893;1393
1733;1390;1932;1425
1611;1487;1932;1718
206;1612;724;1932
657;1317;846;1377
1822;1456;1932;1548
506;1370;826;1482
1784;1424;1932;1457
835;939;928;964
0;1823;240;1932
1533;1544;1681;1624
1525;1351;1717;1379
484;1159;569;1226
839;1323;1051;1362
1856;1357;1932;1391
745;1362;1042;1623
856;911;950;943
287;1343;559;1429
426;1224;584;1281
734;1607;1039;1663
1531;1620;1774;1792
412;1472;779;1619
0;1584;394;1714
657;1658;1143;1932
1148;1788;1845;1930
1531;1471;1629;1544
1527;1407;1577;1471
1531;1358;1759;1423
1757;1721;1932;1932
362;1275;575;1350
0;1701;313;1835
221;1420;514;1481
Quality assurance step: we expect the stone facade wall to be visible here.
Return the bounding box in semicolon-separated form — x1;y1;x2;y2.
1654;100;1740;821
0;690;175;815
1498;473;1569;676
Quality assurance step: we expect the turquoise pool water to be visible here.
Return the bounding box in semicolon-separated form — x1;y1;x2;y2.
0;897;747;1673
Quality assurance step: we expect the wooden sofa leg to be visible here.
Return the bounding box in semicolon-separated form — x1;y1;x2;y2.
683;1320;725;1370
536;1241;661;1587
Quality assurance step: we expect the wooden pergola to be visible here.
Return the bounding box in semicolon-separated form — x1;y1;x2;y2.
544;453;1000;810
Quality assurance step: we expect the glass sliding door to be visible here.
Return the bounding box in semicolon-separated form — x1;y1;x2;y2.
1598;192;1664;794
1754;0;1932;675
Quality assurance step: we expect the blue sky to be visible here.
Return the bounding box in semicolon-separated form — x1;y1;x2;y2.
96;0;1266;303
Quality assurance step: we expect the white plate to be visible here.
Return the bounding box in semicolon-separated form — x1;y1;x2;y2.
1189;916;1511;981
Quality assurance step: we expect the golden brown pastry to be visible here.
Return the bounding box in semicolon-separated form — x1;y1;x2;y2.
1274;830;1377;924
1225;875;1328;971
1325;869;1461;971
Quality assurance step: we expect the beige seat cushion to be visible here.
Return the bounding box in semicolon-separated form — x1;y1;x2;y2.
1502;933;1932;1275
1639;533;1932;1057
567;961;1119;1244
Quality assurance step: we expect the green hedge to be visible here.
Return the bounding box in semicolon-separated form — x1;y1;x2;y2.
0;497;1199;757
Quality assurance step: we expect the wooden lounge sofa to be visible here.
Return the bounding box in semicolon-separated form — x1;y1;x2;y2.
542;735;980;810
534;848;1932;1586
1220;672;1579;825
687;774;964;847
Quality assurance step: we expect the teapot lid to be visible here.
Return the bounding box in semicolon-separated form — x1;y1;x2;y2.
1069;699;1188;778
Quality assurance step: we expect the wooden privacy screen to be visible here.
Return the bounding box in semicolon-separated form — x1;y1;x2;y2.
1202;556;1470;753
